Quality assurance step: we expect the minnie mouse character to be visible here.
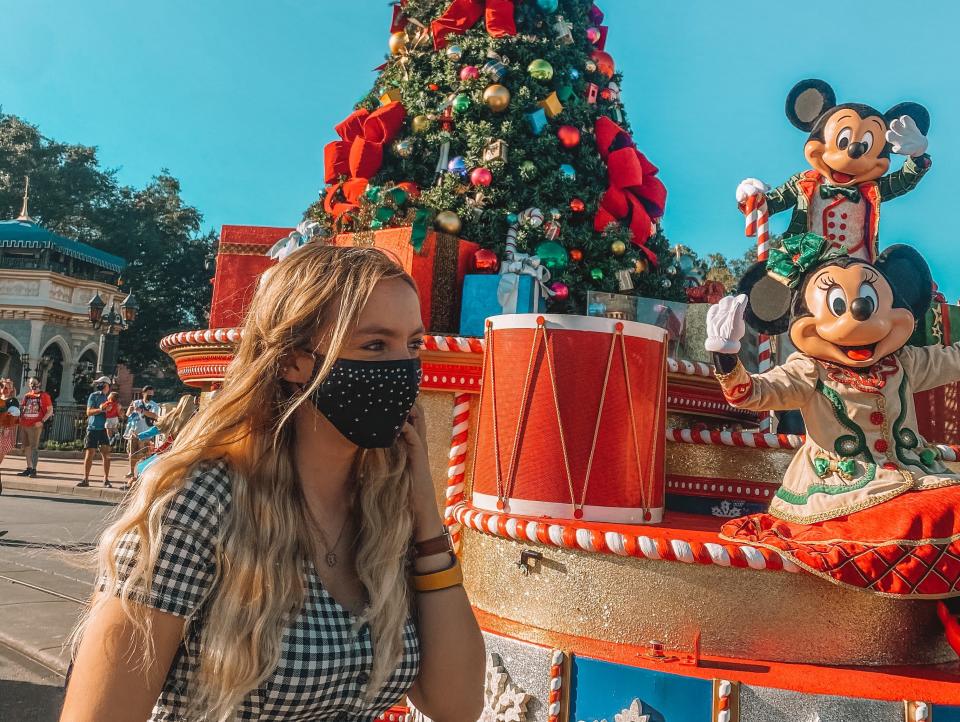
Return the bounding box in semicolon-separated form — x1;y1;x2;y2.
706;235;960;639
737;79;931;262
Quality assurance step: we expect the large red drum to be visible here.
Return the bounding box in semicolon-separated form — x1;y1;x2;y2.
471;314;667;523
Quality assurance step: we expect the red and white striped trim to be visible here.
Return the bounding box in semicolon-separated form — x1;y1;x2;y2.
452;502;799;573
374;707;411;722
667;357;714;377
715;679;734;722
667;427;804;449
936;445;960;462
666;393;750;417
421;335;485;354
160;328;243;350
445;393;471;552
548;649;564;722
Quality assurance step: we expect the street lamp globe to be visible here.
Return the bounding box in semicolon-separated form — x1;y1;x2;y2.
87;292;106;325
120;292;139;324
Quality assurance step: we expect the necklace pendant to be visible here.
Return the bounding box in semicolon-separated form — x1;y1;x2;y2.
325;551;338;567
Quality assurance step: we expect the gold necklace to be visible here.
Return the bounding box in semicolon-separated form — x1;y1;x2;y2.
312;513;350;568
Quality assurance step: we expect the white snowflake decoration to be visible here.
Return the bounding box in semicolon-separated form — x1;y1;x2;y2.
578;698;651;722
478;653;531;722
711;499;748;518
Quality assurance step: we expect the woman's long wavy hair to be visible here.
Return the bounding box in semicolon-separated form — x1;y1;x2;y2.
156;393;197;438
75;244;419;720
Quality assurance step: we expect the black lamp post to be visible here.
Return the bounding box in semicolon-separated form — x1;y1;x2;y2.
87;291;138;377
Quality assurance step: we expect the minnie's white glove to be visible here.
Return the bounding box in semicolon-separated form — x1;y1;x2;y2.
705;294;749;354
735;178;769;205
886;115;928;157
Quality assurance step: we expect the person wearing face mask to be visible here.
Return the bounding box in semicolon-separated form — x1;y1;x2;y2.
63;245;485;722
78;375;114;488
18;376;53;478
124;386;160;483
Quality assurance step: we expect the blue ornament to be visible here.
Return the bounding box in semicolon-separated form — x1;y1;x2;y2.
536;0;559;10
569;68;581;80
588;302;606;316
527;108;548;135
447;156;468;177
559;163;576;180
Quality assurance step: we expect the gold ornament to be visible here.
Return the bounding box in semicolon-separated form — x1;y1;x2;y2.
483;84;511;113
412;114;431;133
435;210;462;235
635;257;649;274
585;59;598;73
389;31;407;55
611;240;626;256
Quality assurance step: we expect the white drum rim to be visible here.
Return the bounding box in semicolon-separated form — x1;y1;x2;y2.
487;313;668;343
472;492;664;525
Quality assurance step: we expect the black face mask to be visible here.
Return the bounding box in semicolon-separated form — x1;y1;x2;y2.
307;357;422;449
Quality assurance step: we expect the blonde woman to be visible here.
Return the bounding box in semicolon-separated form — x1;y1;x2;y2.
62;245;485;721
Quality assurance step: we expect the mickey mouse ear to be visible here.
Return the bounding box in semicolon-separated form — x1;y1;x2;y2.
785;79;837;132
737;262;793;335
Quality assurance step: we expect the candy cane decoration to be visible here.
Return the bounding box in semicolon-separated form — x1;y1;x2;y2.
547;649;565;722
445;393;472;553
744;193;775;433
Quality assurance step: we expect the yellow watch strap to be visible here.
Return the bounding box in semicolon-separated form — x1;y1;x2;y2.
412;558;463;592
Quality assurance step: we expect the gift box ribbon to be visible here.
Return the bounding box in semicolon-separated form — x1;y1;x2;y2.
431;0;517;49
323;102;407;219
496;253;553;314
593;116;667;263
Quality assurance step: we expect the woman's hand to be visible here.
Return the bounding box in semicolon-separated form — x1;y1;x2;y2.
401;403;444;542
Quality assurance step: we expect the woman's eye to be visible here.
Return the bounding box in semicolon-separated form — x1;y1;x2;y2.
858;281;878;312
827;286;847;316
409;339;425;351
837;127;853;150
861;131;874;153
363;341;386;351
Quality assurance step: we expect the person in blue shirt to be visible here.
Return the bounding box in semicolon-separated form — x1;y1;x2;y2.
78;375;114;488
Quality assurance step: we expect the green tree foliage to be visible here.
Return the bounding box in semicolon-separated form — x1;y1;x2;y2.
0;112;215;374
307;0;685;309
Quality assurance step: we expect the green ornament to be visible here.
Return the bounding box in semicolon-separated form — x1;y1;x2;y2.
591;267;604;281
506;212;519;225
527;58;554;81
535;241;569;271
452;93;472;113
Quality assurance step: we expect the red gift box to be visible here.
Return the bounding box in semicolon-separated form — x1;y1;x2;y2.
331;227;478;333
209;225;292;329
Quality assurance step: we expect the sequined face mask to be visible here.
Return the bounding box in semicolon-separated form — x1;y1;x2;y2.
307;357;422;449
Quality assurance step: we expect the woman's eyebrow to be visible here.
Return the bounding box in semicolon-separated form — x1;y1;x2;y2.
355;324;426;338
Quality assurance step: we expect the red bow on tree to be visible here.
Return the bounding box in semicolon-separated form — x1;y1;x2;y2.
323;102;407;219
432;0;517;50
593;115;667;263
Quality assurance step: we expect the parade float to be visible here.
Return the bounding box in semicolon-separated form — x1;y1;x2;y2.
162;1;960;719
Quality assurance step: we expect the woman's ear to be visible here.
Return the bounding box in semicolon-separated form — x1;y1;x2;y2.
884;102;930;136
737;261;793;335
281;349;316;386
785;79;836;132
875;244;933;322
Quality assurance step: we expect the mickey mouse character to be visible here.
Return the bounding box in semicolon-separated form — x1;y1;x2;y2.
737;80;931;262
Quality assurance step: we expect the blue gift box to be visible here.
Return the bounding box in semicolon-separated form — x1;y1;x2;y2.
459;274;544;337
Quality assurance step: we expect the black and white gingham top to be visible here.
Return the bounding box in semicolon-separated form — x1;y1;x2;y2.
111;460;421;721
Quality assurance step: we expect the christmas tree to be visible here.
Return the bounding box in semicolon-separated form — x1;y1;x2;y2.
307;0;684;310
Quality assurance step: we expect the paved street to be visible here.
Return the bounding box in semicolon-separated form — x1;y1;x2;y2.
0;482;116;720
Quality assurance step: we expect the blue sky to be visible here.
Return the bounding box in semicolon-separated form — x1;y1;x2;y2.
4;0;960;299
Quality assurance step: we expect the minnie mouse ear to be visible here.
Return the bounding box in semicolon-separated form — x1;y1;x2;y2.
875;244;933;322
785;79;837;132
737;261;792;335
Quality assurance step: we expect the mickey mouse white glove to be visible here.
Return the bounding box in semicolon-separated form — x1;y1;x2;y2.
886;115;928;157
735;178;769;205
705;294;749;354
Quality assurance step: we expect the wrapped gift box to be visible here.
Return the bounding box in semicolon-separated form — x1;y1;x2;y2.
459;274;544;337
332;227;478;333
209;225;292;329
912;301;960;444
680;303;710;363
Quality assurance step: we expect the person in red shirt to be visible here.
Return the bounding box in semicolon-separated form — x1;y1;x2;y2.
18;377;52;478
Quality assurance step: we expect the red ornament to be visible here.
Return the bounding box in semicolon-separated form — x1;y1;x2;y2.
569;248;584;262
470;167;493;186
549;281;569;302
591;49;615;78
874;439;889;453
557;125;581;149
586;26;602;44
459;65;480;81
396;181;420;199
569;198;586;213
600;87;613;101
428;83;440;91
473;248;500;273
